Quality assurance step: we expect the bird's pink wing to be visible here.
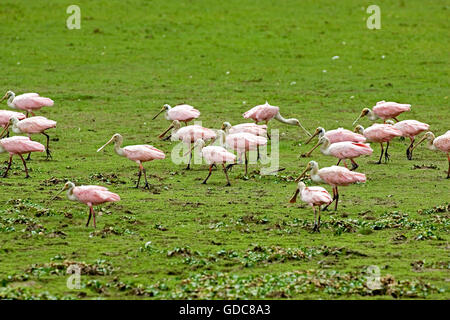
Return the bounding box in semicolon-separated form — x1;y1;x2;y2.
373;102;410;118
226;132;267;151
243;104;279;122
14;95;54;110
202;146;236;164
302;187;333;205
0;136;45;154
0;110;26;126
168;105;200;121
326;128;366;143
434;133;450;153
319;166;366;186
330;142;373;158
123;145;165;162
18;116;56;133
230;123;267;136
73;186;120;205
393;120;429;137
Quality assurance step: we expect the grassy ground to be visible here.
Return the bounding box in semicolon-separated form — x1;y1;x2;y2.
0;0;448;299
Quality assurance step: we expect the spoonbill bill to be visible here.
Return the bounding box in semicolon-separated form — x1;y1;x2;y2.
0;116;56;159
0;136;45;178
305;127;366;145
354;124;402;164
295;161;366;211
225;132;267;176
412;131;450;178
188;138;236;186
51;182;120;228
302;136;373;171
152;104;200;128
243;101;311;138
1;91;54;117
353;101;411;125
386;120;430;160
159;120;216;170
289;181;332;232
97;133;165;189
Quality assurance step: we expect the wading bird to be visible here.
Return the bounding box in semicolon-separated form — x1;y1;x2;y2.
353;101;411;125
412;131;450;178
386;120;430;160
302;136;373;171
0;110;25;130
51;181;120;228
289;181;332;232
354;124;402;164
97;133;165;189
0;116;56;159
305;127;366;145
1;91;54;117
295;161;366;211
188;138;236;186
152;104;200;129
222;122;267;160
0;136;45;178
243;101;311;138
159;120;216;170
225;132;267;176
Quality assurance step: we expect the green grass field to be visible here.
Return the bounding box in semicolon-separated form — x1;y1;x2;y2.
0;0;448;299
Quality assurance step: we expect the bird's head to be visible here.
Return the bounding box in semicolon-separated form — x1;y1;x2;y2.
0;90;13;102
354;125;364;134
97;133;123;152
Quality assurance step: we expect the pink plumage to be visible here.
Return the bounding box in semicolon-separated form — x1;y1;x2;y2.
0;110;26;127
372;101;411;120
10;93;54;113
317;166;366;187
201;146;236;164
301;186;333;207
0;136;45;155
327;142;373;159
173;125;217;143
72;185;121;206
123;145;165;163
228;123;267;136
167;104;201;122
393;120;430;138
361;124;403;143
433;131;450;153
14;116;57;134
225;132;268;152
324;128;366;144
243;102;279;123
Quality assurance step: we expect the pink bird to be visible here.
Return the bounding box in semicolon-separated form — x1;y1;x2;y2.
97;133;165;189
412;131;450;179
0;136;45;178
221;122;267;137
243;101;311;137
353;100;411;125
51;182;120;228
355;124;403;164
305;127;366;145
225;132;268;176
0;116;56;159
159;120;216;170
152;104;200;129
188;138;236;186
295;161;366;211
0;110;26;129
302;136;373;171
289;181;333;232
386;120;430;160
1;91;54;117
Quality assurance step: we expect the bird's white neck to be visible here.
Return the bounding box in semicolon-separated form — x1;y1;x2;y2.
310;166;323;183
367;109;379;121
7;94;15;109
427;137;437;151
274;112;297;125
11;119;21;134
0;145;5;154
113;140;125;156
66;186;77;201
320;140;332;155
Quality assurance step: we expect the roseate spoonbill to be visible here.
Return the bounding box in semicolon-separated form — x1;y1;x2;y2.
222;122;267;160
289;181;332;232
152;104;200;127
385;120;430;160
0;136;45;178
243;101;311;138
305;127;366;145
412;131;450;178
354;124;402;164
159;120;216;170
0;110;25;128
187;138;236;186
0;116;56;159
302;136;373;171
97;133;165;189
1;91;54;117
225;132;267;176
353;101;411;125
51;182;120;228
295;161;366;211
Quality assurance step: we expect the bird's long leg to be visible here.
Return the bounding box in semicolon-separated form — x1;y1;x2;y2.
2;155;13;178
265;121;271;140
317;206;321;232
31;112;36;117
185;149;192;170
92;206;97;228
393;117;400;122
26;135;32;161
350;159;359;171
376;143;384;164
18;154;29;178
202;165;213;184
343;159;348;168
222;164;231;186
447;154;450;179
244;152;248;176
312;206;317;232
42;132;52;160
257;145;260;161
6;131;9;138
322;186;336;211
142;166;150;190
336;159;341;166
334;187;340;211
384;141;390;162
26;111;29;118
135;165;142;188
407;137;414;160
86;206;92;227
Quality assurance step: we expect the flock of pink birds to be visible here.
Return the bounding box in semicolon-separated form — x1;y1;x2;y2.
1;92;449;229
